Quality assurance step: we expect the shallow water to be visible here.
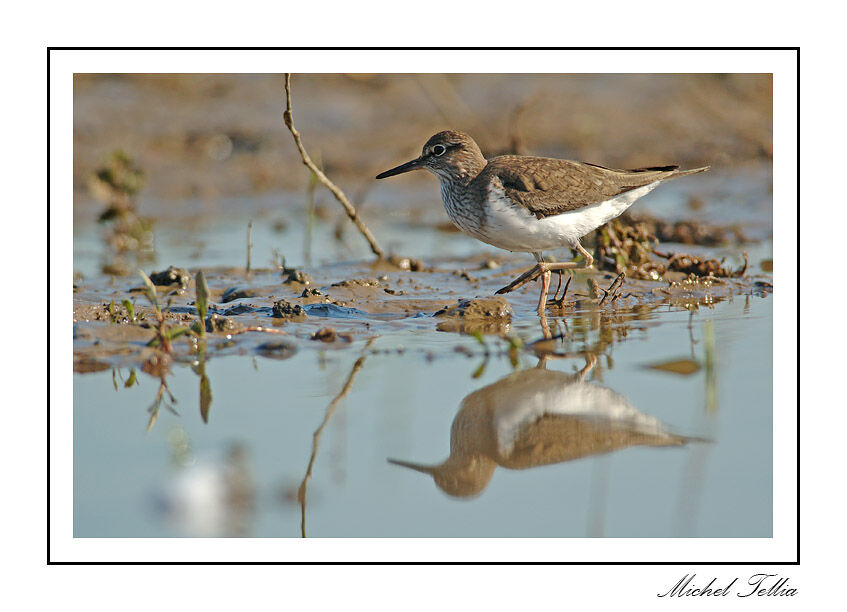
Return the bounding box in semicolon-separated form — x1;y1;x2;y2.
73;294;771;538
72;167;773;538
73;167;772;280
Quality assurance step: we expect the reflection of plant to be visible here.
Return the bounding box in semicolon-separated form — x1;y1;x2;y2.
464;332;524;378
114;357;211;434
188;270;213;421
140;356;212;432
124;369;138;388
146;375;178;434
191;346;213;424
110;368;139;391
135;270;215;429
125;268;291;430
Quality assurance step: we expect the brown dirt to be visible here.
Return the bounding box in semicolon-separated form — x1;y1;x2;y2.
73;254;772;373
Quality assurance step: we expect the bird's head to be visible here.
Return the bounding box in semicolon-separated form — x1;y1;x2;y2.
376;130;486;183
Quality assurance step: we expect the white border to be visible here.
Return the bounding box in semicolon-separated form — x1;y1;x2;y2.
53;49;796;564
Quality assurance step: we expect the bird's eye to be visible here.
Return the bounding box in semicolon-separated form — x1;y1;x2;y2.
432;144;446;156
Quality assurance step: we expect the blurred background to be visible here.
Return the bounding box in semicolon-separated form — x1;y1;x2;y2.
74;73;771;211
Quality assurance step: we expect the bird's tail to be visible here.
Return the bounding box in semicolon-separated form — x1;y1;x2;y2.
623;164;710;183
668;165;710;180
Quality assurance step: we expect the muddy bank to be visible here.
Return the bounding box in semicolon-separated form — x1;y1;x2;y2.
73;251;772;374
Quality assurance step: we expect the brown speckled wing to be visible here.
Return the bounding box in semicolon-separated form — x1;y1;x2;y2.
483;156;681;220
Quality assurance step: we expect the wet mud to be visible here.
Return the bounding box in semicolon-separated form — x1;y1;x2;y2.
73;248;772;374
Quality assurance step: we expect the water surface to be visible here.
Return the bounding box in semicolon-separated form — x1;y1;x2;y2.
73;170;773;538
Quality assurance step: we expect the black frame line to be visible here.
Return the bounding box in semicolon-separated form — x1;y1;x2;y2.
51;46;799;565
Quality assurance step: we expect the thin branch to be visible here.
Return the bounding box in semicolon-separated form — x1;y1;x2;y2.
246;220;254;278
283;74;385;259
297;337;377;537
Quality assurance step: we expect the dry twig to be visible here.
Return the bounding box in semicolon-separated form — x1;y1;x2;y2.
282;74;385;259
246;220;254;277
296;337;377;537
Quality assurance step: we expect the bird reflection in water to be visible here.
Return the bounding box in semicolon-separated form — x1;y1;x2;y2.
389;355;702;498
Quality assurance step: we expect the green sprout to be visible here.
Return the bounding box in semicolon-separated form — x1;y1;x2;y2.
121;298;135;323
195;269;209;338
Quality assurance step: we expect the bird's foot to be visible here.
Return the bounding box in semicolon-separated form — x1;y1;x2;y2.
496;260;583;296
546;272;572;308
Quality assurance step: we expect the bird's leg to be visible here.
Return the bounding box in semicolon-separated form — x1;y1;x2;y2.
498;253;553;295
550;270;562;304
547;273;572;308
533;262;581;313
495;262;545;294
496;260;580;299
576;241;594;268
538;313;553;340
576;352;598;382
536;268;552;315
535;253;550;316
496;249;591;296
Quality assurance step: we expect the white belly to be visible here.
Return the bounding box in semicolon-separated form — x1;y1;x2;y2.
475;181;661;253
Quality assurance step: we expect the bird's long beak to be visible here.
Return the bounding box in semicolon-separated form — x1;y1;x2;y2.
375;156;426;179
387;458;436;474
